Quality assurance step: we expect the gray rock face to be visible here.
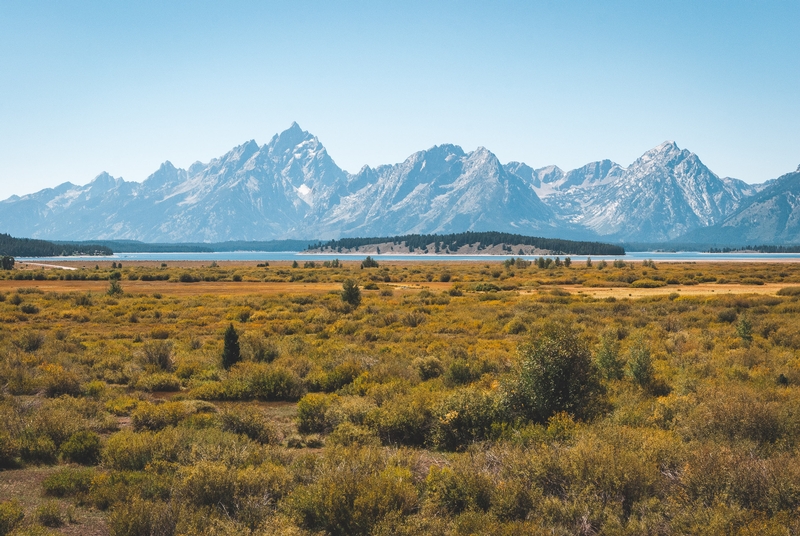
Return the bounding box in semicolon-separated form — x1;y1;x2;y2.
513;142;755;242
315;144;565;239
0;125;790;244
683;170;800;245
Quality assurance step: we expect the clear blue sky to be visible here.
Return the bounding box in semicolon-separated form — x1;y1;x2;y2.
1;1;798;200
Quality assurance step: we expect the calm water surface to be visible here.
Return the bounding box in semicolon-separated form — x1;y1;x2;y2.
17;251;800;263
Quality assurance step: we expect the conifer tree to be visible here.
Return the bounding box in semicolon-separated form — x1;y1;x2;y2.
222;323;241;369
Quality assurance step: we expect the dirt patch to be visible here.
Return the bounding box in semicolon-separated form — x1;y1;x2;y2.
556;283;786;299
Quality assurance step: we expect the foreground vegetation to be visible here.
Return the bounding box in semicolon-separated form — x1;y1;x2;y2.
1;259;800;534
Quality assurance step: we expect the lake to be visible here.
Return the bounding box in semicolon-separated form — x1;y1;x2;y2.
16;251;800;263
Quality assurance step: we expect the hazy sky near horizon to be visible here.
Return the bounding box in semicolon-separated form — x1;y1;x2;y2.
1;1;798;200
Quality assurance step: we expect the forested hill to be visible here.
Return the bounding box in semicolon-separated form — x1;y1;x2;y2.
309;232;625;255
0;233;112;257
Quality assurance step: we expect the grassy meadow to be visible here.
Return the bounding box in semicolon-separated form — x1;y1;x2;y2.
1;258;800;535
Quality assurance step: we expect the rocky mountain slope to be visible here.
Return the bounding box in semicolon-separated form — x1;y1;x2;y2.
678;167;800;245
0;124;793;244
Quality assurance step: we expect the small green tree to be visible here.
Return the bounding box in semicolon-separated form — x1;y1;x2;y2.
107;279;123;296
360;256;379;269
737;313;753;344
595;329;623;380
221;324;241;370
341;279;361;309
506;323;603;423
628;334;653;388
0;256;14;270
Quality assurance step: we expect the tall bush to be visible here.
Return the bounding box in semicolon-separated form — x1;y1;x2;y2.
506;323;603;423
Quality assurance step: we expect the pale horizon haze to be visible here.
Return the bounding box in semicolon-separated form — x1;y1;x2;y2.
1;1;798;201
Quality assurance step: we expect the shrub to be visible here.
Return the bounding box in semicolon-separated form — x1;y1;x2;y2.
431;388;501;451
149;328;170;339
135;373;181;392
16;331;45;352
107;279;123;296
630;279;666;288
19;435;57;464
108;497;177;536
444;359;480;386
0;500;24;536
327;422;380;447
425;464;492;515
240;332;279;363
298;393;337;434
43;467;94;497
319;360;363;392
366;389;436;446
243;363;304;401
60;430;102;465
140;340;174;372
628;334;654;389
595;329;624;380
20;303;39;314
177;461;236;510
0;433;18;469
505;323;603;423
402;312;426;328
130;401;191;431
35;500;63;527
41;364;81;397
288;448;417;536
220;407;281;444
414;356;444;380
103;430;156;470
504;317;527;334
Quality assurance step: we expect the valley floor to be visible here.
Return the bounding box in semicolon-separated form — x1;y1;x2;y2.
1;259;800;535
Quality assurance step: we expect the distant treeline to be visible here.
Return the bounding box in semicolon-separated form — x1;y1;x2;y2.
53;239;315;253
310;232;625;255
0;233;112;257
707;245;800;254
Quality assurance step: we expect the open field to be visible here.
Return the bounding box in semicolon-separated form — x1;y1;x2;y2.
1;258;800;534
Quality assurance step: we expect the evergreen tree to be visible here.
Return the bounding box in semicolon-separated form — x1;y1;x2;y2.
341;279;362;309
222;323;241;369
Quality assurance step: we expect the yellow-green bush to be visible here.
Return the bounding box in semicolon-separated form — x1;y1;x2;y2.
0;500;24;536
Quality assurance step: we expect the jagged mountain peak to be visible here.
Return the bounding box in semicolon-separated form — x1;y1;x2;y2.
89;172;123;187
268;122;315;155
636;140;688;163
0;125;784;244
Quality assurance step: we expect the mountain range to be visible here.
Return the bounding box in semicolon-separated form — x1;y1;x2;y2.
1;123;797;245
